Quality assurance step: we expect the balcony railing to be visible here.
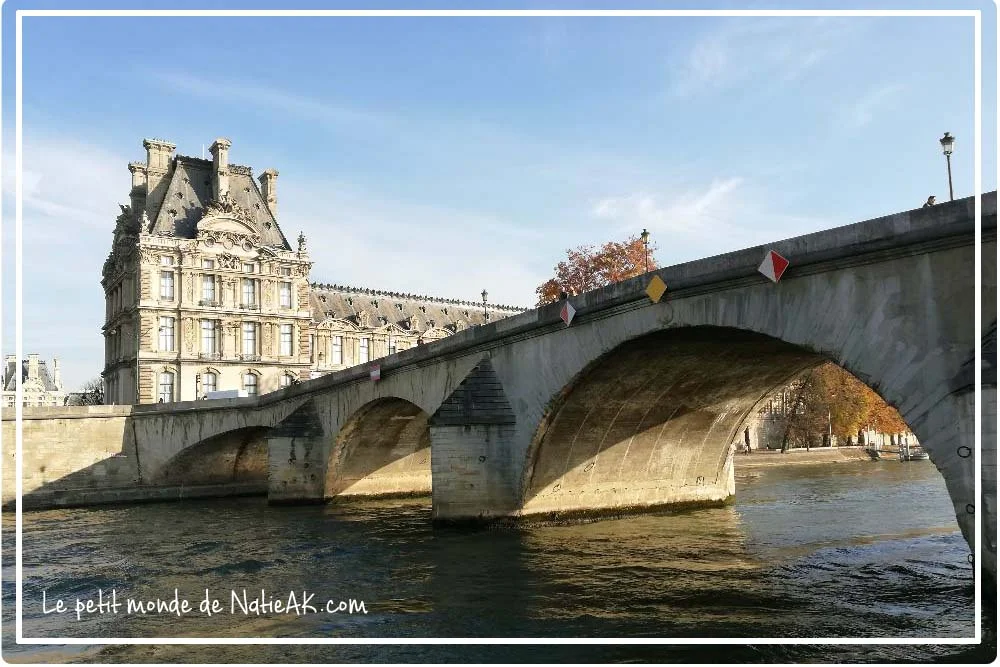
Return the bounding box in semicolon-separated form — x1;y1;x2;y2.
238;303;260;311
198;352;222;360
198;299;222;307
239;353;261;362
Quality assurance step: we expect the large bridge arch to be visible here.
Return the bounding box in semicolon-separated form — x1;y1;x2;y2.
519;327;825;516
460;225;986;569
152;425;270;487
325;397;432;498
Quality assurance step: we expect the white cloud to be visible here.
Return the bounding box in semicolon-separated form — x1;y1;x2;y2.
669;17;857;99
592;177;745;235
590;177;837;264
840;83;907;129
280;178;544;309
152;71;395;131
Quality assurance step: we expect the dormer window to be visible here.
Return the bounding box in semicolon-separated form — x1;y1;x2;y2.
243;263;255;273
160;256;174;266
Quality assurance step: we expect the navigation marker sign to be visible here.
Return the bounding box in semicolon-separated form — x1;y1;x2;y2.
560;301;576;326
758;250;789;283
645;275;668;303
370;365;381;382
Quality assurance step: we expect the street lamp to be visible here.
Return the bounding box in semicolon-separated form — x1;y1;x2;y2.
640;228;650;273
481;289;488;320
939;132;955;201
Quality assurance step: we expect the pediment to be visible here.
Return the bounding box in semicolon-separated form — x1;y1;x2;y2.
319;318;361;331
198;215;258;237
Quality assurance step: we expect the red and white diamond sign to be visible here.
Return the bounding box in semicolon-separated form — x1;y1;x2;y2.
560;301;576;326
370;365;381;382
758;250;789;283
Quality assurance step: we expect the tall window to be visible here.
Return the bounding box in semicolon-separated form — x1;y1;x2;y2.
158;317;175;352
243;322;257;355
243;373;258;396
160;271;174;299
388;336;397;355
201;319;217;353
202;275;216;302
242;278;256;306
158;372;174;403
359;337;370;363
202;372;217;395
279;282;292;308
332;336;343;365
280;324;293;356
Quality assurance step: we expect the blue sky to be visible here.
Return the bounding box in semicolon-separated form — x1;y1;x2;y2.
2;2;996;391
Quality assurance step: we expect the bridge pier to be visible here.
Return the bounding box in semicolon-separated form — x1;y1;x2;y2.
429;358;520;521
266;401;327;504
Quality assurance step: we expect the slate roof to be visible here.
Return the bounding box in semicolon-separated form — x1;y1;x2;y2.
3;358;61;392
308;283;526;332
146;156;291;250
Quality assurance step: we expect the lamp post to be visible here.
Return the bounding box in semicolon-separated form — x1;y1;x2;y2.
939;132;955;201
640;228;650;273
481;289;488;320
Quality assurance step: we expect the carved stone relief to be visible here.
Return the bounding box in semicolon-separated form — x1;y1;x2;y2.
184;318;196;354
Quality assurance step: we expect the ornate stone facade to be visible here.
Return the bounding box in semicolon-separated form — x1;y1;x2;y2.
3;355;66;408
102;137;524;404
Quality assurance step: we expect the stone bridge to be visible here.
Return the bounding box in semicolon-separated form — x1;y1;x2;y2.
5;193;995;575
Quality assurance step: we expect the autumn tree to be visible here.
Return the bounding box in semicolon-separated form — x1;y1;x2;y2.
779;362;908;449
536;234;658;306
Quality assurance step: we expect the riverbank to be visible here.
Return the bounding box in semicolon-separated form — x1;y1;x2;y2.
734;446;876;469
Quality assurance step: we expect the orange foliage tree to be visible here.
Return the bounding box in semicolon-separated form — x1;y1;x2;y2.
535;234;658;306
782;362;909;448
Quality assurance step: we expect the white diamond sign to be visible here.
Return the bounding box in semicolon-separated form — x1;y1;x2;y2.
560;301;576;326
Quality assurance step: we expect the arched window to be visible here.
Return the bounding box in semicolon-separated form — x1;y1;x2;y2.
158;371;174;403
202;371;217;395
280;374;295;388
243;372;258;396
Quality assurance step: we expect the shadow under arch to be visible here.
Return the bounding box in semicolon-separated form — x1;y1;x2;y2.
520;326;844;516
325;397;432;499
153;425;270;487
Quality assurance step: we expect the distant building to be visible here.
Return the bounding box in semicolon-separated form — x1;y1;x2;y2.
102;137;524;404
2;354;66;408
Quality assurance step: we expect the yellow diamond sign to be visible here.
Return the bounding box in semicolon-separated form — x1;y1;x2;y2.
645;275;667;303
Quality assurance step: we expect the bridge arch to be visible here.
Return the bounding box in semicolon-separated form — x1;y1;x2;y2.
325;397;432;499
520;326;894;516
152;425;270;487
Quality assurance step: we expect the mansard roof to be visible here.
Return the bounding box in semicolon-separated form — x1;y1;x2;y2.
308;283;526;334
146;156;291;250
3;358;61;392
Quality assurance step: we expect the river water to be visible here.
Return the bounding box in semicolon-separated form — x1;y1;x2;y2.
1;459;993;663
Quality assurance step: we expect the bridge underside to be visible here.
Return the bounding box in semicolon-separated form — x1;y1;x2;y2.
326;398;431;499
521;328;823;517
154;426;270;487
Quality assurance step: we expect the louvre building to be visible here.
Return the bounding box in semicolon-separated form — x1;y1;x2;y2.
101;137;523;405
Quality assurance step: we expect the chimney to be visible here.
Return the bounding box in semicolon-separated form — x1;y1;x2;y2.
209;137;232;201
52;357;62;390
128;162;148;219
258;169;278;217
143;138;176;221
27;354;39;381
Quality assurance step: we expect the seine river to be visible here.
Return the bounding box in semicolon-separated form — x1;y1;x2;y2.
2;459;993;663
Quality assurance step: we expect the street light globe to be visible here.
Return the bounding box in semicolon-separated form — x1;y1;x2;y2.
939;132;955;156
640;228;650;244
481;289;488;303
